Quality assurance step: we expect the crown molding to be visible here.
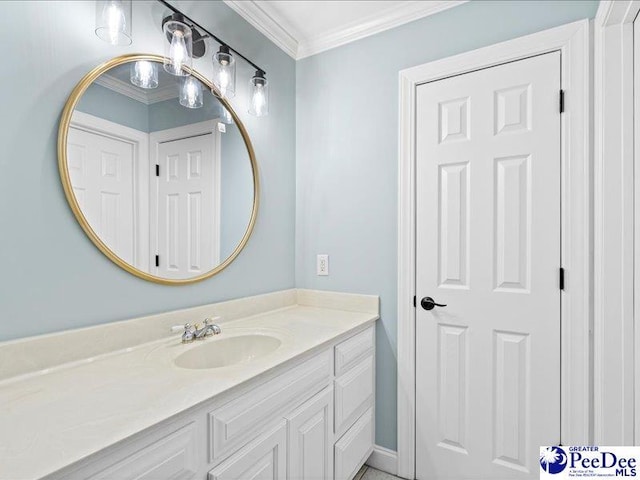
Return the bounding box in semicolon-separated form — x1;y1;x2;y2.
296;0;468;59
94;74;178;105
224;0;299;58
224;0;466;60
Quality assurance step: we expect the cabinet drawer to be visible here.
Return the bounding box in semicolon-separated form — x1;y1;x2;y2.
209;350;332;462
334;326;374;376
334;408;374;480
86;422;198;480
208;421;287;480
335;354;374;436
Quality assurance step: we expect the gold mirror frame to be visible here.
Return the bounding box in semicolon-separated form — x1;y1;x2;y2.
58;54;259;285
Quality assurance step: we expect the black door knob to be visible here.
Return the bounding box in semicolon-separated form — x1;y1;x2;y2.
420;296;447;311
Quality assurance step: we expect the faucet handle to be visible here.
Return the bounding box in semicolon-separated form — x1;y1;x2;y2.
181;323;196;344
203;317;222;335
210;324;222;335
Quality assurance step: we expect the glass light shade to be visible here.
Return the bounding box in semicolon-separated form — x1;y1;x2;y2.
130;61;158;89
95;0;132;46
180;76;203;109
212;46;236;98
163;20;193;76
248;72;269;117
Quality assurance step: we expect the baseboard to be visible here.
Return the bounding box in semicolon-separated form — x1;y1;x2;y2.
366;444;398;476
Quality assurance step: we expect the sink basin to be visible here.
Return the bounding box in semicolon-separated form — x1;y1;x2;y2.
174;334;282;370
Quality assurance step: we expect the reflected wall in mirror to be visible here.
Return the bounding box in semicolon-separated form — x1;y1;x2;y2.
58;55;258;284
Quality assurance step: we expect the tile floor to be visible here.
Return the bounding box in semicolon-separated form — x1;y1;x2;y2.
355;466;402;479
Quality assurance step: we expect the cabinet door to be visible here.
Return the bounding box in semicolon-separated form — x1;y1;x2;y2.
334;408;374;480
286;387;334;480
208;421;286;480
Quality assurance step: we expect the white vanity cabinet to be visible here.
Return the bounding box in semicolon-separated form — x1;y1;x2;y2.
46;324;375;480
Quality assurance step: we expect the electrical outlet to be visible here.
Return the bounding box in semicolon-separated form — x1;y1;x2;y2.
317;254;329;276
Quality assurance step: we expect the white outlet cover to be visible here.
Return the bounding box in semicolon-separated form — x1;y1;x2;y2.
317;254;329;276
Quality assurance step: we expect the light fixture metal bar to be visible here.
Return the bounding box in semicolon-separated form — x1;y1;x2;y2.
157;0;266;75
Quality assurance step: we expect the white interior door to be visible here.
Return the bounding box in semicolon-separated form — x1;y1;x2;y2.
156;132;218;279
67;127;135;264
415;52;561;479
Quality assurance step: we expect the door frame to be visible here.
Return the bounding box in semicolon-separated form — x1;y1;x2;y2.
69;110;150;271
149;120;222;275
397;20;591;479
593;0;640;445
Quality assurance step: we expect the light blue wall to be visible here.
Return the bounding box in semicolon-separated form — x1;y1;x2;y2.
0;0;296;341
295;0;599;450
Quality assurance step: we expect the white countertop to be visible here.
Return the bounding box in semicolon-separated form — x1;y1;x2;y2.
0;293;378;480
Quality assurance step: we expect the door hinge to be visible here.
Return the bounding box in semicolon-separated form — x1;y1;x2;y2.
559;89;565;114
559;267;565;290
155;255;159;267
413;295;416;308
155;164;160;177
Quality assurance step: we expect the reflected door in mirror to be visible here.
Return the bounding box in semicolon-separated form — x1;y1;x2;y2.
155;131;219;279
68;127;136;264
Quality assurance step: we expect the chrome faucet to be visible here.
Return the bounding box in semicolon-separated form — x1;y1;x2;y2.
180;318;222;344
195;318;222;339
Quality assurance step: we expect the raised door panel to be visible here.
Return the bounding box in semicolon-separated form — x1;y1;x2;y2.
208;421;286;480
439;162;470;288
286;387;333;480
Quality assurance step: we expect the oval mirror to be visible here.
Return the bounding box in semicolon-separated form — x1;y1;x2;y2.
58;55;258;284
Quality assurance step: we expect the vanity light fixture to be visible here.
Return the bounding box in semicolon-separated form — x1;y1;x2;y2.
180;76;204;109
95;0;132;46
94;0;270;116
248;70;269;117
212;46;236;98
130;60;158;89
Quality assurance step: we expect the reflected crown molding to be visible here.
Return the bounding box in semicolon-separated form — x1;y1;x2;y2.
94;73;178;105
223;0;467;59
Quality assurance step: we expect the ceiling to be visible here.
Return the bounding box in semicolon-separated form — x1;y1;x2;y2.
224;0;466;59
